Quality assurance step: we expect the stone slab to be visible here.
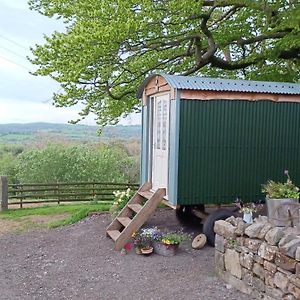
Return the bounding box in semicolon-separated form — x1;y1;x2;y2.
265;227;285;246
214;220;236;239
253;262;265;280
224;248;242;279
274;271;289;292
275;252;297;272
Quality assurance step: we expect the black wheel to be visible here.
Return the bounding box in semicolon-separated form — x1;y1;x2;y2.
203;209;234;246
175;205;202;225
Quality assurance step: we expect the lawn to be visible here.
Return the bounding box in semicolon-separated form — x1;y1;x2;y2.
0;202;111;235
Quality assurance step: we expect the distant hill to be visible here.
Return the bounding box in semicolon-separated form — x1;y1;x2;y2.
0;122;141;144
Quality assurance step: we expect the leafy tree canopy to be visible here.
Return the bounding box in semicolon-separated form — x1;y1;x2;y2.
29;0;300;125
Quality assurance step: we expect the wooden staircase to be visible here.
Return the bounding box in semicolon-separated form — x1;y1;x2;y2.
106;182;166;251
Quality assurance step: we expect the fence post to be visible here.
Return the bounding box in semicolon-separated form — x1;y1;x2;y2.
0;176;8;211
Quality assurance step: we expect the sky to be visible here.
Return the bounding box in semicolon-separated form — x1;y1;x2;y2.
0;0;140;125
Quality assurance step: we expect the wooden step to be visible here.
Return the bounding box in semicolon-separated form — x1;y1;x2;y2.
114;187;165;251
138;190;153;200
127;204;143;213
107;230;121;241
117;217;131;227
106;182;166;251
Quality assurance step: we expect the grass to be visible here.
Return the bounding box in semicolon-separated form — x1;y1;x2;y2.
0;200;167;236
0;202;111;229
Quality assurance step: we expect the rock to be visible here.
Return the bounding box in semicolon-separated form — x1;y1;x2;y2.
253;254;264;265
215;234;225;253
295;247;300;261
235;220;247;236
214;220;236;239
226;216;238;226
265;227;285;246
253;276;265;292
287;283;300;299
274;271;289;292
296;263;300;277
277;267;293;276
289;274;300;289
253;263;265;280
280;239;300;259
242;268;253;286
215;251;225;272
224;249;242;279
279;234;298;248
265;271;275;288
240;252;254;270
284;227;300;237
275;252;297;272
219;270;252;295
236;237;244;247
245;223;265;238
265;286;284;299
264;260;277;274
282;294;296;300
255;215;269;223
244;238;262;252
258;242;278;261
258;223;273;240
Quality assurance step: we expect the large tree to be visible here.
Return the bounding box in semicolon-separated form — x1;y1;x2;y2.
29;0;300;125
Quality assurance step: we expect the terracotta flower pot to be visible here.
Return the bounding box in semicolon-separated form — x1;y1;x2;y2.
140;247;153;255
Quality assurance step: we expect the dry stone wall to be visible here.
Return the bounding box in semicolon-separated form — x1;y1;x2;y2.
214;216;300;300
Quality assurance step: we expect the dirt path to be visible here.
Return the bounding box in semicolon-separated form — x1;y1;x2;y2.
0;209;253;300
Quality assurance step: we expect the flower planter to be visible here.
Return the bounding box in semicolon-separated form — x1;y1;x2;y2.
153;241;179;256
266;198;300;227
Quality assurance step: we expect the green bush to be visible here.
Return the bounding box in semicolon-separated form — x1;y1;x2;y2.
15;144;139;183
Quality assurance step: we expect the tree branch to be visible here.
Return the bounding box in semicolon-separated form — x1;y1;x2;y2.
236;31;291;46
210;56;258;70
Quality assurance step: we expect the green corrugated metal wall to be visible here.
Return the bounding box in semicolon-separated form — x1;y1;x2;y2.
177;99;300;205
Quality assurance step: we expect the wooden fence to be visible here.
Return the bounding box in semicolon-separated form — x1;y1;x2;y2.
0;176;139;209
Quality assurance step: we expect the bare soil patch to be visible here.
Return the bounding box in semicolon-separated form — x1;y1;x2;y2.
0;209;253;300
0;213;70;236
0;219;21;236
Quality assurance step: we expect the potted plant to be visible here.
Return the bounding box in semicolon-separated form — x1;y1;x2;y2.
262;170;300;226
152;229;192;256
132;228;156;255
235;199;263;224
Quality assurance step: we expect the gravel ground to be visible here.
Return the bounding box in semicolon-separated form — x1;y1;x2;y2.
0;208;254;300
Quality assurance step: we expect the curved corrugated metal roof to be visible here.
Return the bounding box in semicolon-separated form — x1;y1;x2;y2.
137;74;300;98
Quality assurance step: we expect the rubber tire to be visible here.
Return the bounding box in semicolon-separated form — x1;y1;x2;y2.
203;209;234;247
175;205;202;225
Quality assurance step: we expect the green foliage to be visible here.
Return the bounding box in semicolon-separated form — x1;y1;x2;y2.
262;170;300;199
109;188;135;218
15;144;139;183
158;230;192;245
227;238;238;249
29;0;300;125
0;145;24;183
